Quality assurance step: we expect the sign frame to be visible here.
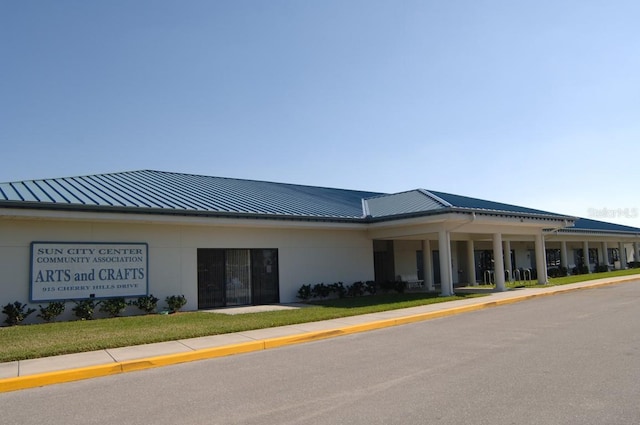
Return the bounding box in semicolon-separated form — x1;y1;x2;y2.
30;242;149;302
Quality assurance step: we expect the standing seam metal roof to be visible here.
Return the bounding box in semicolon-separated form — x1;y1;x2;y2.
3;170;639;234
0;170;383;219
564;218;640;234
363;190;448;218
427;190;564;217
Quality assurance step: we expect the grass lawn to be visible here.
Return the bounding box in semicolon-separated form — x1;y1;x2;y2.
0;292;483;363
507;268;640;288
464;268;640;291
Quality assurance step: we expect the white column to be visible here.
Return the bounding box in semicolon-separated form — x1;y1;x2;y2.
438;230;453;296
560;241;568;270
601;242;609;268
635;242;640;263
422;240;434;291
583;241;591;273
493;233;506;291
536;233;548;284
467;240;477;286
619;242;628;269
504;240;513;281
446;231;454;294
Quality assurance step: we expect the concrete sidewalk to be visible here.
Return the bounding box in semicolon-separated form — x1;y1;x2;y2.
1;276;638;393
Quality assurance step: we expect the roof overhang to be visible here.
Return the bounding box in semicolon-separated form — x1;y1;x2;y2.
6;203;639;242
367;210;572;240
544;228;640;242
0;206;369;231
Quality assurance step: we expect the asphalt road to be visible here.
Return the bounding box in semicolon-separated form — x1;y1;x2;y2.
2;282;639;425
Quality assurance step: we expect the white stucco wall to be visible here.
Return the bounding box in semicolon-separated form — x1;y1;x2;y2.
0;216;373;323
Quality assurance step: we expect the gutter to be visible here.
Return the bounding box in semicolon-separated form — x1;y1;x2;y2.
0;202;591;228
365;206;573;224
0;202;366;225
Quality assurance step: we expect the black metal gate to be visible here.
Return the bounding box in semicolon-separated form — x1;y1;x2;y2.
197;249;225;308
251;249;279;304
197;248;280;309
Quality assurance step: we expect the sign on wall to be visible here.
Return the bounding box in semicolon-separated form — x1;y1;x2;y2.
30;242;148;302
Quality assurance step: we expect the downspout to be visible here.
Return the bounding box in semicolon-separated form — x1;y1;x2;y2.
543;219;573;241
446;211;476;232
539;219;573;282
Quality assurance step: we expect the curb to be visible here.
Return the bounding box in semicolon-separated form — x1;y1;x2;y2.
1;277;637;393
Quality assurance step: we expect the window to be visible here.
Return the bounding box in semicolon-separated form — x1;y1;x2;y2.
546;249;561;267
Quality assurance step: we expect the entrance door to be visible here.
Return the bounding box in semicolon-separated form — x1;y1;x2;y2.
373;240;395;283
225;250;251;306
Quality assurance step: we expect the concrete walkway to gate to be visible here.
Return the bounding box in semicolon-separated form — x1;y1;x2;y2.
1;275;638;393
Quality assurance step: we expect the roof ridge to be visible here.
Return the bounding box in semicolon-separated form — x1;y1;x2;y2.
363;188;423;200
363;189;452;208
363;189;449;218
417;189;452;207
426;189;573;218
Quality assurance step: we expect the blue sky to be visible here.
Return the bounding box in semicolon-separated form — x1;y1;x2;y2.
1;1;639;226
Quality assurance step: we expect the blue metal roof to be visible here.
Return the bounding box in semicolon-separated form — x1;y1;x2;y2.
1;170;638;234
0;170;383;219
364;190;448;218
568;218;640;234
427;190;565;217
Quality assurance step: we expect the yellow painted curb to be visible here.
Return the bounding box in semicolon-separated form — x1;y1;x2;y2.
0;341;268;393
0;363;122;393
119;340;266;372
1;277;636;393
263;329;347;349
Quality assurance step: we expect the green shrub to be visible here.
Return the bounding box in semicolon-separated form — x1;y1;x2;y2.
298;280;379;301
165;295;187;313
330;282;347;298
99;298;127;317
37;301;66;323
547;267;568;278
2;301;36;326
129;294;159;314
311;283;331;299
365;281;377;295
572;265;589;275
347;281;366;297
297;284;312;301
380;280;407;293
72;299;99;320
394;280;407;293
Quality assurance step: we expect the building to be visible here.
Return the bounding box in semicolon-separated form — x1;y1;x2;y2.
1;170;639;320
